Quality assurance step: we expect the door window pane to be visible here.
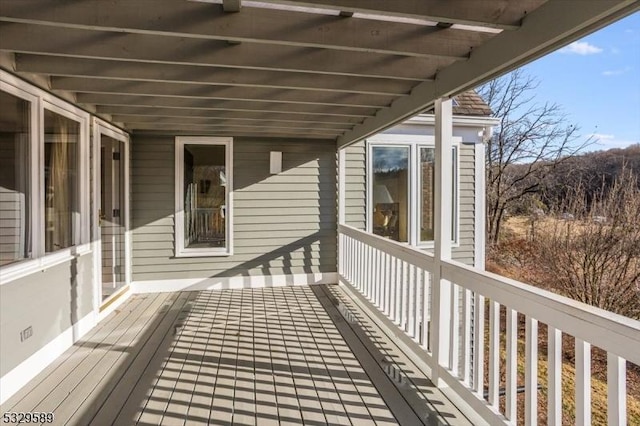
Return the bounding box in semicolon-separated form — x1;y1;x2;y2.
183;144;227;249
44;109;79;252
372;146;409;242
0;90;31;265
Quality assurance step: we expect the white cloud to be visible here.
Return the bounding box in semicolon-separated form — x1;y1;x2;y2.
602;66;632;76
559;41;603;55
586;133;639;149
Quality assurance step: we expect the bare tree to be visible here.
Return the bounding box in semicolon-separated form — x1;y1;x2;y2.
477;69;589;244
534;167;640;319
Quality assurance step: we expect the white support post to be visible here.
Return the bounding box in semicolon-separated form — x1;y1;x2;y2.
431;98;453;386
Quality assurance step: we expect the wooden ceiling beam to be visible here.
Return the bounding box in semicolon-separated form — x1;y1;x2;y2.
254;0;543;30
0;23;446;80
82;94;379;117
0;0;493;58
51;77;396;108
104;107;364;125
14;54;415;96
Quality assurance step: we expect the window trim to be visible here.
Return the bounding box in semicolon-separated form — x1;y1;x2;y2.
174;136;233;257
0;70;91;285
366;134;461;248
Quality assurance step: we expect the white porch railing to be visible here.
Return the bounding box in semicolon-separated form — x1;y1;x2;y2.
338;223;640;426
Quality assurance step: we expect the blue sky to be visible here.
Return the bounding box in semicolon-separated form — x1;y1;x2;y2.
519;12;639;151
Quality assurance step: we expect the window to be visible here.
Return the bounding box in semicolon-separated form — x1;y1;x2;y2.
175;137;233;257
368;137;459;246
419;147;457;243
0;70;89;282
371;146;409;242
0;90;32;265
44;108;80;253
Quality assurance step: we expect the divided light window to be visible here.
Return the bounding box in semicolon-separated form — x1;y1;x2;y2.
175;137;233;257
368;140;459;246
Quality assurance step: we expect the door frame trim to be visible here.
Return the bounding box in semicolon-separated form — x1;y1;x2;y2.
92;118;131;314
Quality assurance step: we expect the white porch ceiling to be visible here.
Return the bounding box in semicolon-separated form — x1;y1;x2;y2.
0;0;638;145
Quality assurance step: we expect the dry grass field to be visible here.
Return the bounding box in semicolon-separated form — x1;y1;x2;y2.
486;216;640;425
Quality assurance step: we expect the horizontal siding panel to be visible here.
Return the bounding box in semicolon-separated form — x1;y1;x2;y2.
238;183;336;192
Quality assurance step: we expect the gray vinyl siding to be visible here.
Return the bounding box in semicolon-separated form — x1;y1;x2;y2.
344;141;366;229
453;143;475;265
131;136;337;282
0;253;94;376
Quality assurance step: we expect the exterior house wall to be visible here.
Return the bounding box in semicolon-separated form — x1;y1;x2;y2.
0;253;94;377
131;136;338;285
344;119;484;266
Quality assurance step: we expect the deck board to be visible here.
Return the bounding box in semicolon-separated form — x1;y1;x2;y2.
1;285;471;425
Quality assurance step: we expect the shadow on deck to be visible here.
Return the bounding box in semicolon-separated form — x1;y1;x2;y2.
1;285;470;425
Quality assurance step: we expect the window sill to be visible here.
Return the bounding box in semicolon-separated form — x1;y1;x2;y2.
174;249;233;258
0;243;92;285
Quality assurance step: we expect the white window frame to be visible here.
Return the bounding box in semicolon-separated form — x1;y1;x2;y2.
366;134;460;248
0;70;91;285
174;136;233;257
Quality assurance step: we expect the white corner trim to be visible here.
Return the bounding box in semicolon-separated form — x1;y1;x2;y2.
131;272;338;293
0;311;96;405
474;143;486;270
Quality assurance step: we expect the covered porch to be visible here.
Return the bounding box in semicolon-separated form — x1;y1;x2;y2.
1;1;640;425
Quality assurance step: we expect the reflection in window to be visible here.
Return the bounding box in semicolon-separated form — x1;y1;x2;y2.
0;90;31;265
44;109;79;253
184;144;227;249
372;146;409;242
420;146;457;243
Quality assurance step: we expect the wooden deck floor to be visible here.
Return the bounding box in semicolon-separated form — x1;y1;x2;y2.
1;285;470;425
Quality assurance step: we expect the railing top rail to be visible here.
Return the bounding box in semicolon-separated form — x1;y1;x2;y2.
442;259;640;364
339;224;436;271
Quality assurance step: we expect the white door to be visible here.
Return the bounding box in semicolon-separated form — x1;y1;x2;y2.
94;121;130;309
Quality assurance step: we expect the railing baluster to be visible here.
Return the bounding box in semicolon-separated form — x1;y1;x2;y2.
408;264;416;338
376;248;382;308
390;256;396;322
505;308;518;422
450;283;460;375
461;288;472;384
395;260;402;326
473;294;485;398
607;352;627;426
548;326;562;425
488;300;500;408
421;270;430;350
575;338;591;426
525;316;538;426
401;261;409;330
